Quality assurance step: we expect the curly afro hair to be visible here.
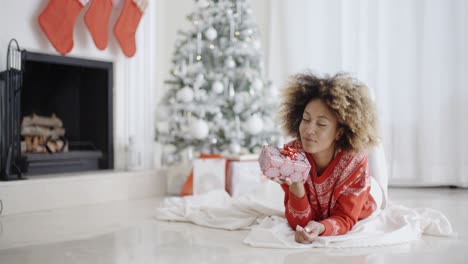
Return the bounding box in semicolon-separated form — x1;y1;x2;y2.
278;72;380;152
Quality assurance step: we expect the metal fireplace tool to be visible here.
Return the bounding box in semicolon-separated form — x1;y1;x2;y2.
0;39;27;181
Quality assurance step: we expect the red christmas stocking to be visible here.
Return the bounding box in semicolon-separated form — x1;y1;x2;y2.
113;0;147;57
38;0;86;55
84;0;113;50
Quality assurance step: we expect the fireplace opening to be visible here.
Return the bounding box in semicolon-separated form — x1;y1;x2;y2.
19;52;114;175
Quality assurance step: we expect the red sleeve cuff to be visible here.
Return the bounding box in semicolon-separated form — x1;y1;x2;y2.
319;219;340;236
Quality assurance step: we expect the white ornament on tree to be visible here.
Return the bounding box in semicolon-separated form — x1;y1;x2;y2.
251;78;263;90
176;86;194;103
197;0;210;8
190;119;209;139
244;28;253;36
211;80;224;94
250;102;259;111
157;121;170;133
229;142;241;154
225;57;236;68
197;89;208;100
195;73;205;84
244;115;263;135
233;103;243;114
193;74;205;99
262;117;275;131
205;27;218;41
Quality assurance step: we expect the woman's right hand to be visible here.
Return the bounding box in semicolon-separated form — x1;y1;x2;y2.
273;178;305;198
294;221;324;244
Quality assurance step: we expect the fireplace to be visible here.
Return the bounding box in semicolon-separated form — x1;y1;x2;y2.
1;51;114;178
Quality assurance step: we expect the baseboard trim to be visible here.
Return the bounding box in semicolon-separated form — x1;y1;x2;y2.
0;169;165;216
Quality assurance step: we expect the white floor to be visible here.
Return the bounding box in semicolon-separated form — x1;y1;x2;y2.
0;188;467;264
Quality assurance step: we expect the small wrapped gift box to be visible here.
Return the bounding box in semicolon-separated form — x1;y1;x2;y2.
258;145;311;183
193;158;227;195
226;160;264;197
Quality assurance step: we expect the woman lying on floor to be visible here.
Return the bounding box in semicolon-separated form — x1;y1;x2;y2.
276;72;381;244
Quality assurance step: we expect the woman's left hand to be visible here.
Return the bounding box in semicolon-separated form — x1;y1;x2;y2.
294;221;325;244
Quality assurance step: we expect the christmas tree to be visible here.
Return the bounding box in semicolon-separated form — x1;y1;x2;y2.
156;0;280;161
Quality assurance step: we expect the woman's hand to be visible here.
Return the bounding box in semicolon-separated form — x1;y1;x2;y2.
273;178;305;198
294;221;325;244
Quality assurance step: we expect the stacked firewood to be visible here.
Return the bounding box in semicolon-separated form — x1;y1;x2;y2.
21;114;68;153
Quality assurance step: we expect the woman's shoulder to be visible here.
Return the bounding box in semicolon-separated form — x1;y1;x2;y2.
339;149;368;167
335;149;369;184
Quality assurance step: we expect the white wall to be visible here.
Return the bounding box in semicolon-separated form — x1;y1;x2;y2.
250;0;271;73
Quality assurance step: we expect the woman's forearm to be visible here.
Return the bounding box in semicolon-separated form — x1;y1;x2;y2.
289;182;305;198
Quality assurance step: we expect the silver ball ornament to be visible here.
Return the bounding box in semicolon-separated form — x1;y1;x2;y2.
212;81;224;94
245;115;264;135
225;57;236;68
197;0;210;8
176;86;194;103
251;78;263;90
189;119;209;139
205;27;218;41
229;142;241;154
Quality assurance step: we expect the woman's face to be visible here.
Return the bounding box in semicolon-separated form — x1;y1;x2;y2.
299;99;342;154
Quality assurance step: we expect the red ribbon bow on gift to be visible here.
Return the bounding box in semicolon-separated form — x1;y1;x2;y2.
280;145;299;160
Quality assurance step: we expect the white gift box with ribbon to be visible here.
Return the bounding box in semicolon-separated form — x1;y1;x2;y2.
193;158;226;195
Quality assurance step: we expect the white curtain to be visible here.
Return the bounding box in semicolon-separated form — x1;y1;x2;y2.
268;0;468;187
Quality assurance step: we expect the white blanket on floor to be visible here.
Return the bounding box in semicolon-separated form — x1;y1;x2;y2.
155;187;454;248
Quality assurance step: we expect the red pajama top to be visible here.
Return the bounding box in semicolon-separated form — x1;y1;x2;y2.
281;140;377;236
